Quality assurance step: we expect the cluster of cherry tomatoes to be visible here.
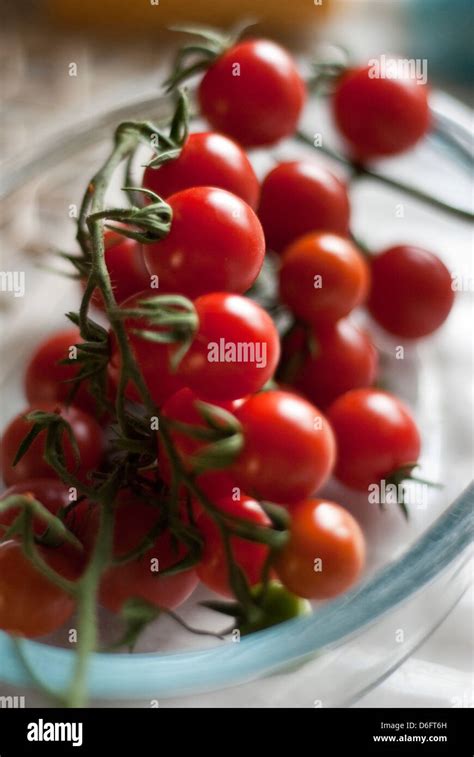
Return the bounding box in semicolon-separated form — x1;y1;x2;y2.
0;33;455;641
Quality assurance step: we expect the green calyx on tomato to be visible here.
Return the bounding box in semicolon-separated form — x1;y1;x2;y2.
203;580;311;635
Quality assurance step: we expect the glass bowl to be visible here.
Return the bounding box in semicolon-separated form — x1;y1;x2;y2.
0;90;472;706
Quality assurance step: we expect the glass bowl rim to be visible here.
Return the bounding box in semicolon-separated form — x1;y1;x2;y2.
0;91;472;699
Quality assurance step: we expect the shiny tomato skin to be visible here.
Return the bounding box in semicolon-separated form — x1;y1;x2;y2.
327;388;421;491
89;229;150;310
143;187;265;299
368;245;455;339
108;291;185;407
332;65;430;159
258;161;350;254
159;387;241;495
196;495;271;597
0;540;75;638
275;498;366;599
279;232;370;325
177;293;280;401
95;494;199;612
24;327;100;416
198;40;306;148
143;131;260;208
0;403;104;487
283;320;378;410
232;390;336;505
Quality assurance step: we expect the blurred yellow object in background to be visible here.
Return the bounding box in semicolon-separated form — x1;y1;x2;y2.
47;0;330;34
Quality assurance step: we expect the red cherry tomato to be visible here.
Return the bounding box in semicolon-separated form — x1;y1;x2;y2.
327;388;421;491
258;161;351;253
198;40;306;148
24;327;100;416
1;478;74;536
232;390;336;505
332;65;430;159
0;540;75;638
91;494;199;613
196;495;270;597
108;291;185;407
143;187;265;299
368;245;455;339
88;229;150;310
159;387;240;498
275;498;366;599
143;132;260;209
279;232;370;325
177;293;280;401
282;319;378;409
0;403;105;487
0;478;89;584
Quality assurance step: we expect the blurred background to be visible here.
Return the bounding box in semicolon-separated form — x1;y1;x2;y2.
1;0;472;709
1;0;473;163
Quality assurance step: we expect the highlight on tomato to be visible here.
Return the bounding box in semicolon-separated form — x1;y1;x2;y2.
197;39;307;148
275;498;366;599
176;292;281;401
231;390;336;505
279;232;370;326
143;131;260;209
143;186;265;299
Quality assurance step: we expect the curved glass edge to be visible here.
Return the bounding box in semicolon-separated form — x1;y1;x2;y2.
0;481;472;698
0;89;472;700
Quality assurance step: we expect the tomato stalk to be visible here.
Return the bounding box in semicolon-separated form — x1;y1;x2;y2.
0;496;80;595
295;130;473;222
9;94;288;706
164;20;256;92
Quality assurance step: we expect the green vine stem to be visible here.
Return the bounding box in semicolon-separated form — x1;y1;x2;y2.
8;103;285;706
295;130;474;222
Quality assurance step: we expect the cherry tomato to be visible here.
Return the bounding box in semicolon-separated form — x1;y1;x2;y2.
196;495;270;597
232;390;336;505
143;187;265;299
92;493;199;612
1;478;74;536
108;291;185;407
332;65;430;159
275;498;366;599
159;387;240;498
24;327;100;416
0;477;92;546
1;403;105;487
198;40;306;148
177;293;280;401
327;388;421;491
282;320;378;409
143;132;260;209
258;161;350;253
279;232;369;325
239;581;310;634
0;540;76;637
88;229;150;310
368;245;455;339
